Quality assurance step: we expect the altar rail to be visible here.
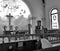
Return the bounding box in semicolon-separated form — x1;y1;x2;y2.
0;34;39;44
44;33;60;44
0;33;60;44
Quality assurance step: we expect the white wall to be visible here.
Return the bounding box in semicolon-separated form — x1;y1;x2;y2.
0;0;44;34
45;0;60;30
24;0;44;33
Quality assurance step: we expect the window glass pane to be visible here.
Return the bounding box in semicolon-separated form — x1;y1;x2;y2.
51;9;58;14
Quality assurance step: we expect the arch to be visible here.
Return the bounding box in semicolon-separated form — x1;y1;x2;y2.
50;8;59;29
23;0;32;15
11;0;32;19
0;0;32;20
51;8;58;14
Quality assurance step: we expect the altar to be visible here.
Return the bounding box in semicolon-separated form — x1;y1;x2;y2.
0;34;38;51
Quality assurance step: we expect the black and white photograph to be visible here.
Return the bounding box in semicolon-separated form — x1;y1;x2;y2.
0;0;60;51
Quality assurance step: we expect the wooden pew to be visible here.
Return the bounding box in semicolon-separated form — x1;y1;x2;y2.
2;42;17;51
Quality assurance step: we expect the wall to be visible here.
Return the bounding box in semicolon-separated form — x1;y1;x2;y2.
15;0;44;34
0;0;44;34
24;0;44;33
45;0;60;30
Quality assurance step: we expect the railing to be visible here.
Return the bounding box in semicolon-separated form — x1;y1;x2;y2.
0;34;39;44
44;33;60;44
0;32;60;44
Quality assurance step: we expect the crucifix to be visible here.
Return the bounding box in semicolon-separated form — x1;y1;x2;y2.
6;13;13;31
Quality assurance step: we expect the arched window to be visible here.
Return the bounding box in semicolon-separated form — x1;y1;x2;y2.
51;8;59;29
0;0;31;20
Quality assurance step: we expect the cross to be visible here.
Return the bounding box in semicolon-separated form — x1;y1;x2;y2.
6;13;13;31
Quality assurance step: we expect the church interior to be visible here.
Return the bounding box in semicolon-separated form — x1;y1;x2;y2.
0;0;60;51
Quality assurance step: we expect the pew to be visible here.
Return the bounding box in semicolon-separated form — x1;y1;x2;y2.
2;42;17;51
0;40;37;51
23;40;37;51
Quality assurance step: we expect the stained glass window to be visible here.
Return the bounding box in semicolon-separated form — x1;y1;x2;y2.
51;8;59;29
0;0;31;20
